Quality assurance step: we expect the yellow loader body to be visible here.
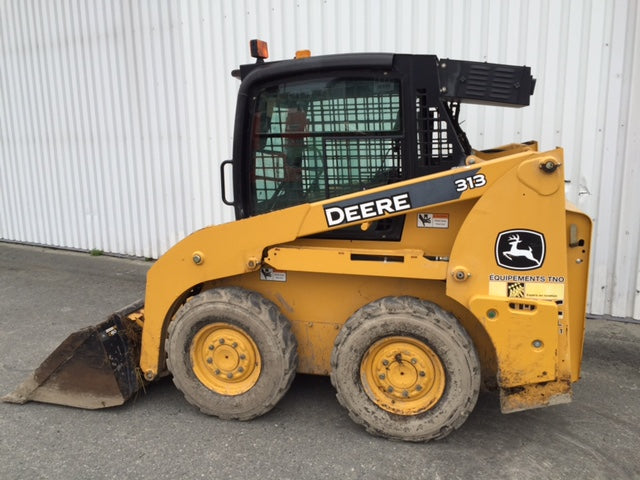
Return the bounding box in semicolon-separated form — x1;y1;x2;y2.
139;143;590;413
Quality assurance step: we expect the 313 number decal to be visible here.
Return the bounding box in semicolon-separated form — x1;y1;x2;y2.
454;174;487;192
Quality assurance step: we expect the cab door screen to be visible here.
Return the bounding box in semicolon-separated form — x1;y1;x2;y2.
251;77;402;215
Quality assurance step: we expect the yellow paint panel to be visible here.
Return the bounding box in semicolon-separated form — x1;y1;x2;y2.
290;321;340;375
469;295;558;387
489;281;508;297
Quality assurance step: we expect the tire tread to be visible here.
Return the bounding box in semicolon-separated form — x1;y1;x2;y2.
330;296;480;442
166;287;297;420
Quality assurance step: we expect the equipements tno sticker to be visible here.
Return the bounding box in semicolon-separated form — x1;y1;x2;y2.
495;229;545;271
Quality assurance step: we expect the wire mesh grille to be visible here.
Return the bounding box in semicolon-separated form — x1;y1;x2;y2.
416;90;454;165
253;78;402;214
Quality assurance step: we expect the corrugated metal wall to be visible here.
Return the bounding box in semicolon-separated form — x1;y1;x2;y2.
1;0;638;319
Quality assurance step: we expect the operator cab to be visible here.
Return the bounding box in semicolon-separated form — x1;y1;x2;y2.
227;40;534;225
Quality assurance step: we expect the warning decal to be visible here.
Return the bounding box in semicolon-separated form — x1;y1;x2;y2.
417;213;449;229
260;267;287;282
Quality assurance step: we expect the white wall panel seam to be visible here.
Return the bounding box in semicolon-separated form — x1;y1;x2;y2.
18;3;45;245
606;0;630;317
0;2;17;240
634;2;640;320
592;0;627;315
583;0;612;313
611;0;639;317
35;1;56;245
6;2;22;240
96;0;117;253
619;0;640;319
62;1;83;249
129;1;155;258
6;2;30;241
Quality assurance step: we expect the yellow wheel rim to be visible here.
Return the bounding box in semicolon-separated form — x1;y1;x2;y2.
360;336;445;415
191;323;261;395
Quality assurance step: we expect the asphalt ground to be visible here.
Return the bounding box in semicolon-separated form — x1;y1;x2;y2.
1;242;639;479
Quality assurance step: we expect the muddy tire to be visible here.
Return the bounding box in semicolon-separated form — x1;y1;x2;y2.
166;287;297;420
330;296;480;442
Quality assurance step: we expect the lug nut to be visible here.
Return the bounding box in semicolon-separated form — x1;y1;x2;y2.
239;354;246;360
208;345;214;350
219;338;225;344
416;385;423;391
419;371;426;377
232;342;238;348
411;358;417;365
206;357;213;364
387;386;394;393
379;374;386;380
227;373;233;379
403;390;409;398
382;359;389;366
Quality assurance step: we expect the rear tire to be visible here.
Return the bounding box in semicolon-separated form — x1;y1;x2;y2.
330;296;480;442
166;287;297;420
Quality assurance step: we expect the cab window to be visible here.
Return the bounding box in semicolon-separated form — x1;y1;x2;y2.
250;77;402;215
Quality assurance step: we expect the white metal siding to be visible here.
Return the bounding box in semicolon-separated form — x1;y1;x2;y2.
1;0;638;319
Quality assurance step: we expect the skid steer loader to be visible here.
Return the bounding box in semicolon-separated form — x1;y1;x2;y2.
4;40;592;442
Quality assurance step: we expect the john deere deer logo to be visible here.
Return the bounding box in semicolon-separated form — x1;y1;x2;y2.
495;230;545;270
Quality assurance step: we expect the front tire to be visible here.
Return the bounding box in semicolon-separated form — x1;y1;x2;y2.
330;296;480;441
166;287;297;420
